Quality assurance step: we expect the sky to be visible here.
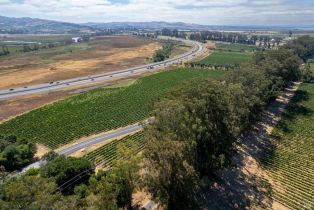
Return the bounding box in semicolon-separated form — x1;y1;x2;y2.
0;0;314;26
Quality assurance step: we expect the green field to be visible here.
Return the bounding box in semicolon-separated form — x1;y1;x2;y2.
197;51;252;66
310;63;314;73
0;68;224;149
84;132;144;167
216;43;257;52
0;35;73;43
262;83;314;209
0;35;74;55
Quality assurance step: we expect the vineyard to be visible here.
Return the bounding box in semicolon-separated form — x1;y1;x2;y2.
215;43;257;52
0;68;224;149
84;132;144;167
197;51;252;66
262;83;314;209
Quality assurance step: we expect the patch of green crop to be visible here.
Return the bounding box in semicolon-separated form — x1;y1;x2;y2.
262;83;314;210
197;51;252;66
0;68;224;149
216;43;257;52
84;132;144;167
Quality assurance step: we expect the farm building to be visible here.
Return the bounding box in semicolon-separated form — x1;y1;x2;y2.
72;37;83;43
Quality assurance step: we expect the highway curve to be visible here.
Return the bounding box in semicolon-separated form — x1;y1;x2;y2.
0;37;204;100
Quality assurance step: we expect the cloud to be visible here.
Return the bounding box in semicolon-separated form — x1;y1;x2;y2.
0;0;314;25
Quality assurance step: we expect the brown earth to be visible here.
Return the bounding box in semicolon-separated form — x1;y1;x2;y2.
0;35;161;89
205;41;216;50
35;144;51;159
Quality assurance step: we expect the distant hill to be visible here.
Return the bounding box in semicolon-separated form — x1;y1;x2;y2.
0;16;93;34
1;16;313;34
83;21;211;30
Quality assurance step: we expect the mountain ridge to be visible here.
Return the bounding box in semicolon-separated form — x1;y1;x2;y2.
1;15;314;34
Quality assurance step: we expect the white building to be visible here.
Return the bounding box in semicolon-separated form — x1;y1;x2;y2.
72;37;83;43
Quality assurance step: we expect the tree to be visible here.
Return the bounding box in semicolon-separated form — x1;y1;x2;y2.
39;155;93;191
142;79;247;209
152;42;174;62
253;49;302;84
142;134;200;210
108;143;140;210
0;46;9;56
86;176;118;210
0;175;61;209
285;35;314;61
0;135;36;171
42;151;59;161
161;28;172;36
22;44;31;52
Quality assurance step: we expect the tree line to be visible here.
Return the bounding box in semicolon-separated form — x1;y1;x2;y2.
0;35;91;56
157;28;285;46
0;144;139;210
140;36;314;209
152;42;174;62
0;46;10;56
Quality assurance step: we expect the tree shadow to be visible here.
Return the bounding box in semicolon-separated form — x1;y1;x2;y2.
196;85;312;210
275;90;312;133
197;141;273;210
261;89;312;167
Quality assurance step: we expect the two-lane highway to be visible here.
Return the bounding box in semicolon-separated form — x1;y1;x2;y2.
21;120;149;173
0;38;204;100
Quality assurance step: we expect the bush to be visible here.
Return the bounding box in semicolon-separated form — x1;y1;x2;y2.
0;135;36;171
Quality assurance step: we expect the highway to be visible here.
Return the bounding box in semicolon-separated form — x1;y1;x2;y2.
16;37;204;173
58;121;147;156
0;38;204;100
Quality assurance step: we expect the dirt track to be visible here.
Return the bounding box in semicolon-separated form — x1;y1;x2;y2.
198;83;300;210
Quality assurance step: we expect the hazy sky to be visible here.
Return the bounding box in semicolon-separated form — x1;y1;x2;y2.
1;0;314;25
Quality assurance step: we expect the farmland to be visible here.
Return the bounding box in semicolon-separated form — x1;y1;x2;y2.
0;35;161;89
216;43;257;52
197;51;252;66
84;131;144;167
262;83;314;209
194;42;254;67
0;34;74;54
0;68;225;149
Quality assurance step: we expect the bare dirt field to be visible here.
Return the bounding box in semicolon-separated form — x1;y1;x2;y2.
0;35;161;89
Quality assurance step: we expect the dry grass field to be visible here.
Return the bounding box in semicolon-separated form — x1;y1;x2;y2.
0;35;161;89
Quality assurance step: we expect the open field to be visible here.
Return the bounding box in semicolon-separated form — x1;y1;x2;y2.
0;35;161;89
0;34;73;42
215;43;257;52
0;68;225;149
0;34;73;54
84;131;144;167
197;51;252;66
262;83;314;209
